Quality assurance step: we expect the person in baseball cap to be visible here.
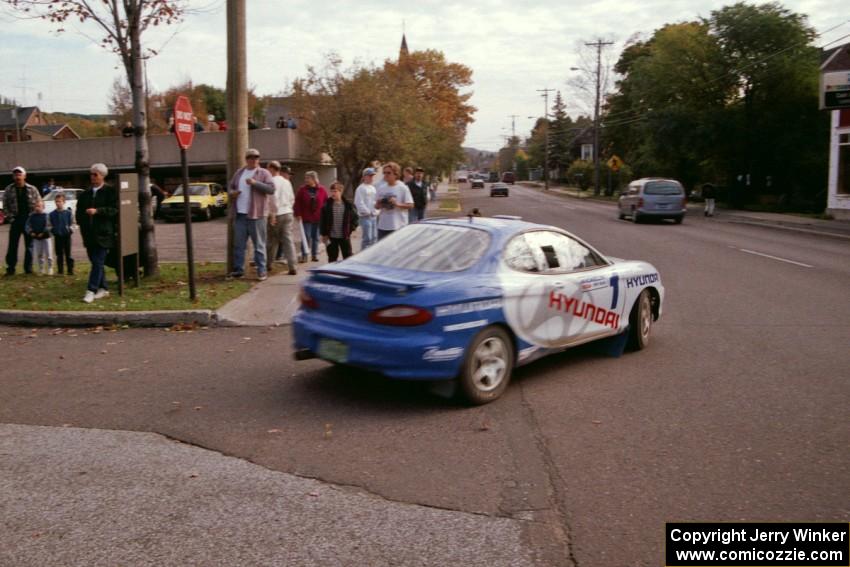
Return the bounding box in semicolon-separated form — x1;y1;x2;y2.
354;167;379;250
4;165;40;275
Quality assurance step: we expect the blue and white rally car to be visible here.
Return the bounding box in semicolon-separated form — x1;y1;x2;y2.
293;216;664;404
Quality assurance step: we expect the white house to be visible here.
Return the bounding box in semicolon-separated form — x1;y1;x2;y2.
822;43;850;219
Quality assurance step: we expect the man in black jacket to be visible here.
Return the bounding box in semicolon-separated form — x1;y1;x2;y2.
75;163;117;303
406;167;428;223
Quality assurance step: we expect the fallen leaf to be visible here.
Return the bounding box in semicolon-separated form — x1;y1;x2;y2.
592;420;602;425
194;406;203;411
324;423;333;439
267;429;282;434
308;491;320;497
117;368;129;373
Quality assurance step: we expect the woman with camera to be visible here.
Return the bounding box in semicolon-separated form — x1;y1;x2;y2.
374;162;414;241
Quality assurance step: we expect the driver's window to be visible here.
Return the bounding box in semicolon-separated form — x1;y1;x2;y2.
524;231;605;273
504;234;544;273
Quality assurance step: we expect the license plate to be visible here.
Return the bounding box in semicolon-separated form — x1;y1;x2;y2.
317;338;349;363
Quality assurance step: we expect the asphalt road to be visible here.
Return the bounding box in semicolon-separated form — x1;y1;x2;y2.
1;183;848;566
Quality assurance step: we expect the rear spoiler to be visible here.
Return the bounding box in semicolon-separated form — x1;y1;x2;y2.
310;267;427;294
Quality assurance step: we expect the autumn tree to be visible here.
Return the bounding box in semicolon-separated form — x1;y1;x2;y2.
3;0;193;277
291;51;475;189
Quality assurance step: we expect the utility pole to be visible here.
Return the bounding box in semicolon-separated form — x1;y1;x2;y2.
226;0;248;274
586;39;612;196
537;88;554;190
507;114;519;138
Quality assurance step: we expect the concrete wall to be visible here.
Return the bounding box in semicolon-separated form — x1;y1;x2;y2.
0;128;325;175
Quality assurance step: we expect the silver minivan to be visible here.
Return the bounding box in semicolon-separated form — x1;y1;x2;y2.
618;178;686;224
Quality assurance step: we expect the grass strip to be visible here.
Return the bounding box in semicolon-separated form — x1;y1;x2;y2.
0;262;251;311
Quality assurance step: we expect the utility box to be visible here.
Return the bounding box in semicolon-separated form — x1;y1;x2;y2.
117;174;140;293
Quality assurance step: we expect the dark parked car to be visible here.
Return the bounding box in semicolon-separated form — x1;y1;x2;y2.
488;171;500;183
501;171;516;184
490;183;509;197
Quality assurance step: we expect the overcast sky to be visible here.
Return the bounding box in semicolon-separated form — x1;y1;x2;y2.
0;0;846;151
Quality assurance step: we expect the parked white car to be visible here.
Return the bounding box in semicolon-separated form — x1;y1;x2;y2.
43;188;84;216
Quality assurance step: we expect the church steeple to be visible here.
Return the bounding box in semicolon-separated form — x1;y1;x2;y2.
399;33;409;61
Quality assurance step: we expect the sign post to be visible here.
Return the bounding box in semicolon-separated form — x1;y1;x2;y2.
173;95;197;301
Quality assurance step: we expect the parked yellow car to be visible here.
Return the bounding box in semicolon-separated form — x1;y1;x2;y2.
160;182;227;222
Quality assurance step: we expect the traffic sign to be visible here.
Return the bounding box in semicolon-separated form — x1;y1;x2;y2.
173;95;195;149
607;155;624;172
820;70;850;110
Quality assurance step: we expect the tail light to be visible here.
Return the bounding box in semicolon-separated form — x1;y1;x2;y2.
682;197;688;207
369;305;433;326
299;288;318;309
637;197;644;208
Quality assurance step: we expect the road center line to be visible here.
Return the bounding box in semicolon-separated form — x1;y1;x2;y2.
735;247;813;268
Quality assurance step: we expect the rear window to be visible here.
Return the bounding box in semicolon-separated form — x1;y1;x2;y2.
348;224;490;273
644;181;683;195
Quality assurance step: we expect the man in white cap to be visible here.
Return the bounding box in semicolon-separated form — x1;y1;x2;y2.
227;148;276;280
3;166;41;275
353;167;379;250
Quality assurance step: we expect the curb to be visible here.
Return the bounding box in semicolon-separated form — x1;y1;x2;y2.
0;309;217;328
725;219;850;241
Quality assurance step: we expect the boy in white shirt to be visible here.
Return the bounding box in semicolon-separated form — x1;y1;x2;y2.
353;167;379;250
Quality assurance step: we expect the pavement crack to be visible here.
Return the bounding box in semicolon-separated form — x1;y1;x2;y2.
517;381;580;567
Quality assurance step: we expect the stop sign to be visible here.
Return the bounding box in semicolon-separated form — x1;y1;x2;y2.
173;95;195;149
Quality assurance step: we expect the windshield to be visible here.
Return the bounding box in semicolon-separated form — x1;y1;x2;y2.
644;181;683;195
173;184;211;197
348;224;490;272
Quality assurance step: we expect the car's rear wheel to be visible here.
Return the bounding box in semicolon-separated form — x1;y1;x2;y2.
458;326;513;405
627;289;653;351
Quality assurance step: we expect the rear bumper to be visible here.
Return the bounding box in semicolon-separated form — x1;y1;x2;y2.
636;208;686;218
293;310;464;380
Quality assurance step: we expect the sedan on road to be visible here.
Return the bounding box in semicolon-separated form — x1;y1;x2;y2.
471;178;485;189
490;183;510;197
294;216;664;404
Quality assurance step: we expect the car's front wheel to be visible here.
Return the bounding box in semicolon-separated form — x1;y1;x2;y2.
627;289;653;350
458;326;514;405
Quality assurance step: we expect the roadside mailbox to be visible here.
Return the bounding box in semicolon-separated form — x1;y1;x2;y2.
117;173;141;295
